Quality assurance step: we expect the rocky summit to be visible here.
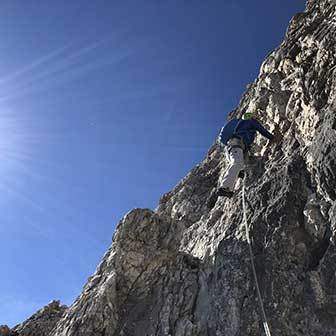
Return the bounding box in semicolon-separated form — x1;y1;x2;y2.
5;301;67;336
3;0;336;335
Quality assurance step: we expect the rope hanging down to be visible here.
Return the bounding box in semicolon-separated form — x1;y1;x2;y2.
242;178;272;336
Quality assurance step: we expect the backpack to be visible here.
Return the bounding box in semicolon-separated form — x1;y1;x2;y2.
218;118;241;145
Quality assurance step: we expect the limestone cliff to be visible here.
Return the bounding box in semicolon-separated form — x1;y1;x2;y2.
5;0;336;335
1;301;67;336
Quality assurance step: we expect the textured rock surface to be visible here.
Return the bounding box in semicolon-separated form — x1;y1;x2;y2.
7;0;336;335
0;325;18;336
13;301;67;336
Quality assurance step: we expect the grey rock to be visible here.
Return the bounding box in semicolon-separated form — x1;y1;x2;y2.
13;300;67;336
8;0;336;335
0;325;18;336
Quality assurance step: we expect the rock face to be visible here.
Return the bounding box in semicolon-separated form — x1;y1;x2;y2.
0;325;18;336
13;301;67;336
7;0;336;335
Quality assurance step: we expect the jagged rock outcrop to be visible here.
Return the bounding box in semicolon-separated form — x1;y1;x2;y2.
7;0;336;335
12;301;67;336
0;325;18;336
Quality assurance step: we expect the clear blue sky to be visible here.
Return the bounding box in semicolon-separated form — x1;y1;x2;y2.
0;0;305;326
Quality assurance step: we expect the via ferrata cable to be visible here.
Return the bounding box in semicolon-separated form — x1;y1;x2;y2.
242;177;272;336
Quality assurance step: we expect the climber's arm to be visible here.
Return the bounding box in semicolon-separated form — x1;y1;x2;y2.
252;119;274;141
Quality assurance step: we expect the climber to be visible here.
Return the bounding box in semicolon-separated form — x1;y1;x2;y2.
207;112;278;209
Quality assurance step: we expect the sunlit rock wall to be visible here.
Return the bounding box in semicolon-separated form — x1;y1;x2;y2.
9;0;336;335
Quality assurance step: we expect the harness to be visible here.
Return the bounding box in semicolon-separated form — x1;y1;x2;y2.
227;137;245;153
227;120;246;153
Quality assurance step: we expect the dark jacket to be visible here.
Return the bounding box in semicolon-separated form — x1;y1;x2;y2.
234;119;273;147
219;118;273;148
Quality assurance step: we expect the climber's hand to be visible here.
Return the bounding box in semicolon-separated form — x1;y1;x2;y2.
271;126;283;144
263;129;282;158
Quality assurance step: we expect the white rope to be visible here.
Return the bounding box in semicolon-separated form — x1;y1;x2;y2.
242;178;272;336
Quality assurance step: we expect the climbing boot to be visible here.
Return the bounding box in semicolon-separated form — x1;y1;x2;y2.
206;187;233;209
216;187;234;198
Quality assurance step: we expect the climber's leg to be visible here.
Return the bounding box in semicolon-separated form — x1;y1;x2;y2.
220;147;245;191
207;138;245;208
206;145;245;209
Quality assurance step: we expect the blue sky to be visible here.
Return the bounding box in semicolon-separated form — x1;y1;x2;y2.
0;0;305;326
